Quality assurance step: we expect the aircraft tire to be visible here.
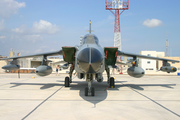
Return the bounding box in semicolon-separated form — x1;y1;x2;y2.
65;77;70;87
85;87;88;96
91;87;95;96
110;77;115;88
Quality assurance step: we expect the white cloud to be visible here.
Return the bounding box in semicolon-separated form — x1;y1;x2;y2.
32;20;60;34
23;35;43;43
110;22;114;25
11;20;60;42
0;0;25;18
0;19;5;31
50;49;56;51
12;20;60;34
40;46;47;48
35;49;42;53
0;19;59;45
108;15;114;20
0;36;6;43
12;24;29;34
15;50;30;55
10;34;43;43
0;36;5;39
95;16;115;28
143;19;163;28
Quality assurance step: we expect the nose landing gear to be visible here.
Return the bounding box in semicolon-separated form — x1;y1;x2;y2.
85;82;95;96
84;74;95;96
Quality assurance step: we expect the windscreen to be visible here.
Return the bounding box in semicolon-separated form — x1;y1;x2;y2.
82;34;99;45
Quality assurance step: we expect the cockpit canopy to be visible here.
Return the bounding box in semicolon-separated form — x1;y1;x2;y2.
82;34;99;45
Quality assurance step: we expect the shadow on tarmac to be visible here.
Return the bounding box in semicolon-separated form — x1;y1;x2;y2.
70;81;108;108
10;79;176;107
10;83;64;89
115;83;176;91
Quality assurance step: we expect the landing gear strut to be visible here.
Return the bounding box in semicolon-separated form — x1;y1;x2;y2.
69;63;74;83
64;63;74;87
105;65;115;88
84;74;95;96
85;82;95;96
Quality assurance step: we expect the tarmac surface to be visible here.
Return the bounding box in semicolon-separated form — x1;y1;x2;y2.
0;73;180;120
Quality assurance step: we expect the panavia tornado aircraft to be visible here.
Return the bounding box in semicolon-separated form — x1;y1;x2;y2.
1;21;179;96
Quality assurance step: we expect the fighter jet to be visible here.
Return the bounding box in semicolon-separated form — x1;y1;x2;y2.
1;21;179;96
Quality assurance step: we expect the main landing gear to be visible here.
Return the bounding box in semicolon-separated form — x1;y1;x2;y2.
64;63;74;87
64;76;73;87
65;77;70;87
109;77;115;88
106;65;115;88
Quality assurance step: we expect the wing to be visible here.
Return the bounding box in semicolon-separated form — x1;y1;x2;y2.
0;50;63;60
118;50;179;63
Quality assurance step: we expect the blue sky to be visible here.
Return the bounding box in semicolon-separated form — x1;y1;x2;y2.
0;0;180;57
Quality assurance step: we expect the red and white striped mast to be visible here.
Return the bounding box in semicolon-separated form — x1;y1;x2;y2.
106;0;129;74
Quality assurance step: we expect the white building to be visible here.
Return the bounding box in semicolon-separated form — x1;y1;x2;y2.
139;51;165;71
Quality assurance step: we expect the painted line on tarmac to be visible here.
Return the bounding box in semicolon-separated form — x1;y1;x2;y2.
21;85;64;120
132;89;180;117
121;82;180;118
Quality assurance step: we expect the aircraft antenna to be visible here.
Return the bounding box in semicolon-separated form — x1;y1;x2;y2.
89;20;91;34
106;0;129;74
86;20;94;33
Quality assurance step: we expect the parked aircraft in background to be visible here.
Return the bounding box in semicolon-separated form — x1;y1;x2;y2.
1;21;179;96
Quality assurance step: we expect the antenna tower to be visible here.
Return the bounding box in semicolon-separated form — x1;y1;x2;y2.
106;0;129;74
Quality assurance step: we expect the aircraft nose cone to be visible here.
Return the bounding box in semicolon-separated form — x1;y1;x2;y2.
77;47;103;73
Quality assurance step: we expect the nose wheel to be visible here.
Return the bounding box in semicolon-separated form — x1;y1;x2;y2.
85;81;95;96
85;87;95;96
